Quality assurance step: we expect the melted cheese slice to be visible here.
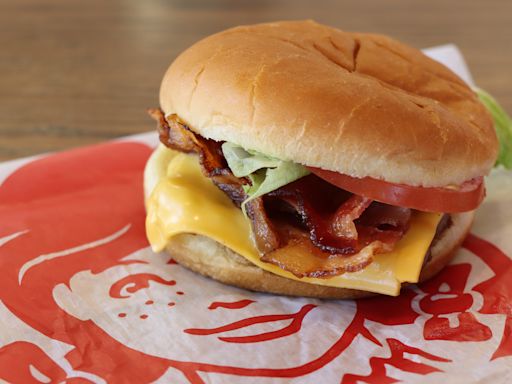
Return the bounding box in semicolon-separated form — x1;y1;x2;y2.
145;145;442;296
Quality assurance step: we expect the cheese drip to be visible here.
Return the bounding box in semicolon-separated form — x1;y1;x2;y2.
145;145;442;296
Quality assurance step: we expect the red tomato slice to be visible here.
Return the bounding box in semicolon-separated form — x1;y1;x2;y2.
308;167;484;213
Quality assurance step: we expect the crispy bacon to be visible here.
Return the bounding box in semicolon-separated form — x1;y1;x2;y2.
261;224;376;278
358;203;412;229
151;109;412;277
150;109;280;251
263;175;410;277
332;195;373;239
267;175;410;256
245;197;280;253
150;109;247;205
268;177;374;254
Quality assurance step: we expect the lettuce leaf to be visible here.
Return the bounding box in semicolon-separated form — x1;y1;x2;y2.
476;88;512;169
221;142;310;210
221;142;281;177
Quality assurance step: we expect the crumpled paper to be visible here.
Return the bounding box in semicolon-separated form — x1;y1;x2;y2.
0;46;511;384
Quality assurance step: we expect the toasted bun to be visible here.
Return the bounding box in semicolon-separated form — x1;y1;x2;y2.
164;211;474;299
160;20;497;187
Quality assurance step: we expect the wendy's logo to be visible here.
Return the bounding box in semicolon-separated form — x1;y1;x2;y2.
0;140;510;383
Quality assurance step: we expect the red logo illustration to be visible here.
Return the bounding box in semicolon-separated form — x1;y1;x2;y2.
0;140;510;383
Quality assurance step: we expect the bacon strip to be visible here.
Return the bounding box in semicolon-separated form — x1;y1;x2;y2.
261;224;377;278
332;195;372;240
356;203;411;253
150;109;248;206
267;176;408;255
150;109;279;251
245;197;280;253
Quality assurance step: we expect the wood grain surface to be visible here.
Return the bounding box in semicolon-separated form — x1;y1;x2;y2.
1;0;510;161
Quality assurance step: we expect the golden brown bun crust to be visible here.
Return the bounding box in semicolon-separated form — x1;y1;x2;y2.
165;212;474;299
160;20;497;187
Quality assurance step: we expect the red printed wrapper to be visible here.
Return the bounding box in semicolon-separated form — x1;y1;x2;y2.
0;46;511;384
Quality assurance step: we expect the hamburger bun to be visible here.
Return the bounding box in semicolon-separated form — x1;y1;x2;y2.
147;20;494;299
159;20;497;188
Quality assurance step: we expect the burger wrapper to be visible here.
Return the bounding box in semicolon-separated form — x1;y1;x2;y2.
0;45;511;384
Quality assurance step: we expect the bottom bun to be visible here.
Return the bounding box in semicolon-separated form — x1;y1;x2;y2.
165;211;474;299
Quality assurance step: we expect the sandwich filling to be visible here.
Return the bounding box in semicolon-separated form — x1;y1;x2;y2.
146;109;446;295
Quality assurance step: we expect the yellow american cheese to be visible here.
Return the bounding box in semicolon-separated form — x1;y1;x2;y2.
145;145;442;296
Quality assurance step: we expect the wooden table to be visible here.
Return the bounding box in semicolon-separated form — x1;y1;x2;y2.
1;0;510;161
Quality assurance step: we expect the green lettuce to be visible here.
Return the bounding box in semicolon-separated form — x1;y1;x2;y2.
221;142;310;210
476;88;512;169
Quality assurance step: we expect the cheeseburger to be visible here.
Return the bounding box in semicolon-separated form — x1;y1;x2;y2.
144;20;499;298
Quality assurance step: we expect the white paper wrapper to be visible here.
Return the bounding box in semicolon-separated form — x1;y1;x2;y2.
0;45;511;384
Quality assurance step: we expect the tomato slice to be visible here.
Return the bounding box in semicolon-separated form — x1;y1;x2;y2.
308;167;484;213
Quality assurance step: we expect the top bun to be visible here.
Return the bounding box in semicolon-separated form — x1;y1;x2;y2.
160;20;498;187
